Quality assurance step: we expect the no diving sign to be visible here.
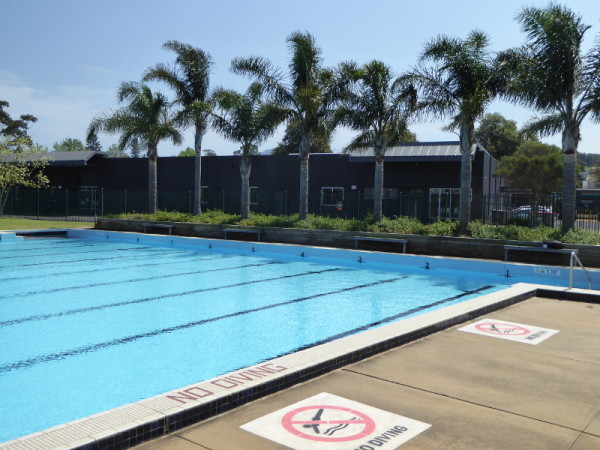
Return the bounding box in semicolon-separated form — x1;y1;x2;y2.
459;318;559;345
241;392;430;449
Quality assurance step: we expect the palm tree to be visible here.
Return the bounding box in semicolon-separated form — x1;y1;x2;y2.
89;82;182;213
212;83;287;219
231;31;339;220
143;41;213;216
335;60;416;222
408;30;503;233
500;4;600;230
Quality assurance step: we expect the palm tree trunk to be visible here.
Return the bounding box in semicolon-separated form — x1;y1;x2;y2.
373;141;385;222
148;144;158;214
561;125;579;230
0;188;8;216
193;127;203;216
299;155;309;220
298;130;310;220
459;122;474;234
240;153;252;220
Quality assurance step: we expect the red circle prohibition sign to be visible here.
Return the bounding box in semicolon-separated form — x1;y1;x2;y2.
475;322;530;335
281;404;376;442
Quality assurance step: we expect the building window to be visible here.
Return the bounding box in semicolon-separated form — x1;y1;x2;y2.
429;188;460;220
200;186;209;204
321;187;344;206
363;187;399;200
250;186;259;205
79;186;98;211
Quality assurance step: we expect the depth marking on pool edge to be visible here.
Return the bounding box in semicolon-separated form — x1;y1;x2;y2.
2;270;407;373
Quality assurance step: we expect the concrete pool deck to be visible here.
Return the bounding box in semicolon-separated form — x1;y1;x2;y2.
137;295;600;450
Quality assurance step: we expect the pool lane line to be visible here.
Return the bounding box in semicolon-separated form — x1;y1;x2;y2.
0;261;283;302
288;285;495;352
0;253;232;282
0;245;158;262
0;267;343;328
0;276;403;374
0;248;198;269
0;242;103;254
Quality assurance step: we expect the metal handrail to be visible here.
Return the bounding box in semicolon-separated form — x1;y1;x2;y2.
569;251;592;290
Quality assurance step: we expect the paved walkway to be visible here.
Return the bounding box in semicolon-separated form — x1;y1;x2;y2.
137;297;600;449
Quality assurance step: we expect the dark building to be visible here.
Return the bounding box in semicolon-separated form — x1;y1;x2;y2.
36;142;502;221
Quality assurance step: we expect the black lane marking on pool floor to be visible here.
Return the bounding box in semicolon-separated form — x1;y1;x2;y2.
0;261;282;304
0;267;342;327
0;254;229;282
0;245;158;264
287;285;495;352
0;242;102;254
0;276;402;374
0;248;194;269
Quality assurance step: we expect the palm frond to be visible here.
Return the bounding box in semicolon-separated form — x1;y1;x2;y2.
287;31;321;92
521;114;565;138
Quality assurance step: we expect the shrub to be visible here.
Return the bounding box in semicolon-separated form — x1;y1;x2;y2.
107;210;600;246
370;216;425;234
425;220;459;237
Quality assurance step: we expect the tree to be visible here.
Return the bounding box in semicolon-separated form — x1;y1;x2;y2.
52;138;86;152
89;82;182;213
233;145;258;156
232;31;341;219
475;113;523;159
106;144;129;158
85;129;103;152
409;30;503;233
178;147;216;156
178;147;196;157
496;141;562;194
272;118;332;154
500;4;600;229
144;41;213;216
0;100;37;139
128;137;145;158
0;137;49;215
578;152;600;168
212;83;286;219
334;60;416;221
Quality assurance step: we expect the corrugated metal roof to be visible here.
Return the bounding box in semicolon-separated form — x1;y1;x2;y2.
46;151;102;165
2;151;105;166
348;141;474;162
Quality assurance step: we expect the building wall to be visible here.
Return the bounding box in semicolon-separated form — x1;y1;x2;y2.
43;151;500;196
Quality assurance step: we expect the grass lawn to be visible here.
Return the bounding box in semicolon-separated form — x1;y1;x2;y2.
0;218;94;230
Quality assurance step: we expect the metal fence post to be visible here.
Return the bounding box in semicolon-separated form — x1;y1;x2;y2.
101;187;104;217
37;189;40;220
65;189;68;219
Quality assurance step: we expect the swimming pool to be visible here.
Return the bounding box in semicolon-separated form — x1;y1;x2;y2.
0;229;595;444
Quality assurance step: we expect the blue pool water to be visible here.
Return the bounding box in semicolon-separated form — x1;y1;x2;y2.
1;234;521;442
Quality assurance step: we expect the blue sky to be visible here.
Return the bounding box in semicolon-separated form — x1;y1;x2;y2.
1;0;598;156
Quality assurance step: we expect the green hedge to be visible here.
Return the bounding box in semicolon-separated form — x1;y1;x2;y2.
106;210;600;245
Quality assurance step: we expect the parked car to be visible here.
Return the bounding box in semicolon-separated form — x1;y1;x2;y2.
512;205;553;218
512;205;554;226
